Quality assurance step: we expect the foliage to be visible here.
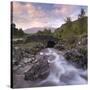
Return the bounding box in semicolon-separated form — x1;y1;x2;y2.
54;16;87;41
11;23;25;38
36;28;52;35
78;8;86;19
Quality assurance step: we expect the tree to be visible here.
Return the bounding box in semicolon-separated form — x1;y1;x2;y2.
65;17;72;31
11;23;16;29
11;23;25;37
37;31;43;35
78;9;86;34
81;8;85;16
65;17;72;23
18;28;24;36
11;23;18;37
37;28;52;35
78;8;85;19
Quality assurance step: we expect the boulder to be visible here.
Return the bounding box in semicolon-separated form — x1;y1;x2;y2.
64;48;87;69
13;48;24;65
24;57;50;81
55;44;65;50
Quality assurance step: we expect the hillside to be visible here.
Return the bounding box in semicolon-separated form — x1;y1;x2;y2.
54;16;88;40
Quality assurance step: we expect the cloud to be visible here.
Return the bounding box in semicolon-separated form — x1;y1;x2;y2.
53;4;77;17
13;2;48;29
12;2;87;29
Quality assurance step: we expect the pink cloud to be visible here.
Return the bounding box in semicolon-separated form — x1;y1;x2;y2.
13;2;24;15
12;2;83;29
54;5;76;17
13;2;48;29
13;2;46;19
25;4;46;18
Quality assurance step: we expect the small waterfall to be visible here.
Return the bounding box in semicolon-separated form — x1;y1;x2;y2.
36;48;87;86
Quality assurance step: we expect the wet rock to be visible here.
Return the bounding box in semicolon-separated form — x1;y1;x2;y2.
12;47;34;65
24;57;50;81
23;58;32;64
55;44;65;50
64;48;87;69
13;48;24;65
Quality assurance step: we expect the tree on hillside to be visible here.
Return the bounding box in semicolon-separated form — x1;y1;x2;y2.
78;8;86;34
11;23;24;37
65;17;72;31
18;28;24;36
37;28;52;35
65;17;72;23
11;23;16;29
78;8;85;19
43;28;52;35
11;23;18;36
37;31;43;35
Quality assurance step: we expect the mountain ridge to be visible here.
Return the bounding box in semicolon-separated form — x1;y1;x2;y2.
24;27;56;34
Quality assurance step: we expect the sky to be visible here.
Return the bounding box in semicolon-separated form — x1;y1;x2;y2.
12;1;88;30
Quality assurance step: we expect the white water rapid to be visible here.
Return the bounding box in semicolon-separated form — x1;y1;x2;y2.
13;48;87;88
36;48;87;86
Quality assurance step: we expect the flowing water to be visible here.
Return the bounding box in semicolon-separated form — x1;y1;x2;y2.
36;48;87;86
13;48;87;88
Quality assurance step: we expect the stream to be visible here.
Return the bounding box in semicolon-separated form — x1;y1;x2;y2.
13;48;87;88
